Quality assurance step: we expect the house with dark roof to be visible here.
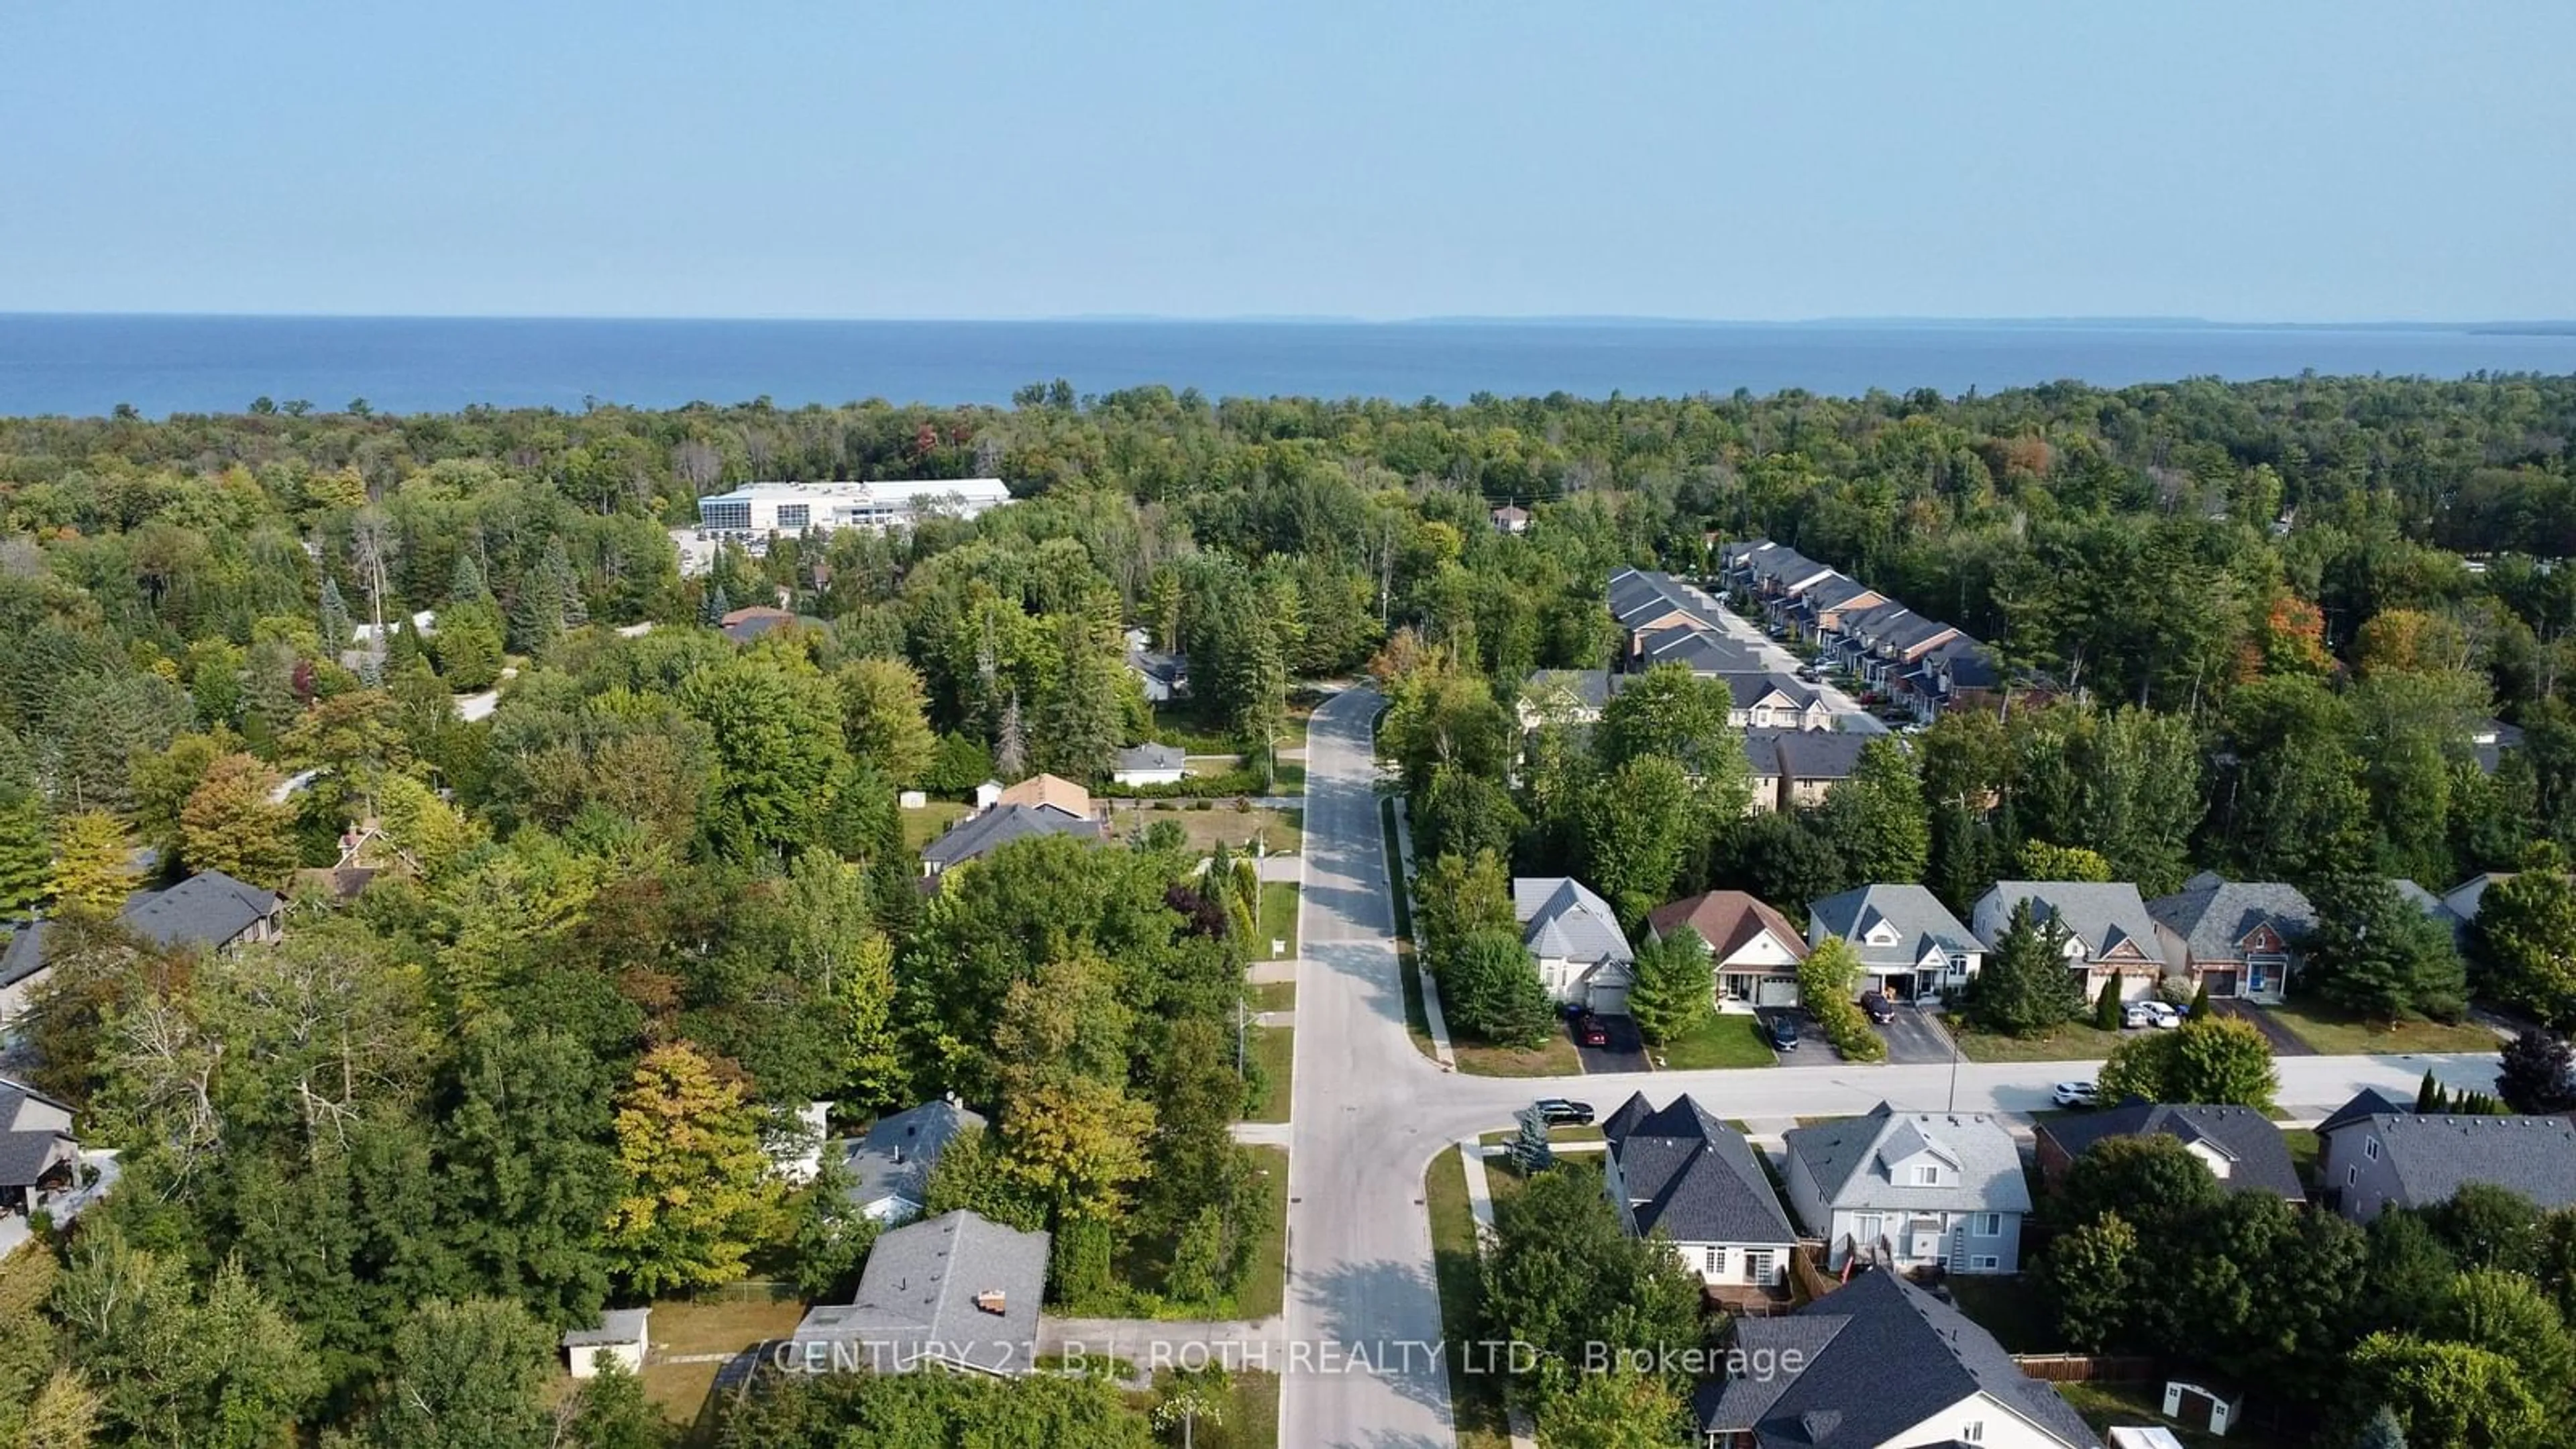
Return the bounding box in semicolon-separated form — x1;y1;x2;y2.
2316;1087;2411;1140
1786;574;1891;643
1782;1104;2031;1273
1971;881;2167;1006
2145;878;2318;1004
2035;1102;2305;1201
1648;890;1807;1010
2391;879;2467;943
0;1078;78;1216
0;924;52;1028
1631;627;1768;679
918;804;1104;879
5;870;283;1026
1110;742;1186;788
1695;1268;2102;1448
1517;668;1617;732
1602;1093;1799;1290
785;1210;1048;1377
1123;628;1190;703
2319;1110;2576;1223
1719;675;1832;733
2439;871;2512;928
1807;885;1983;1003
1514;877;1633;1014
835;1099;987;1224
1609;568;1731;643
1759;731;1872;810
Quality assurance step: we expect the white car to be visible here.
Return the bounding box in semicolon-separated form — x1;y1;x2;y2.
2052;1081;2100;1109
2123;1001;2181;1030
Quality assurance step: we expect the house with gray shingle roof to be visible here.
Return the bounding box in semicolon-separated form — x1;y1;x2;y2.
785;1209;1047;1377
1110;742;1186;787
1513;877;1633;1014
1602;1093;1798;1289
2145;877;2318;1004
835;1099;987;1225
1632;627;1768;678
918;804;1104;879
1971;880;2167;1006
2320;1110;2576;1224
1783;1103;2031;1273
1695;1268;2102;1448
1760;731;1871;810
1516;669;1617;733
1807;884;1983;1003
2036;1102;2305;1201
0;1077;78;1216
119;869;282;954
1718;675;1832;733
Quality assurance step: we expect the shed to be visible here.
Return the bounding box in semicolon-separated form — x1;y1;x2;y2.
2161;1379;2243;1436
562;1307;650;1378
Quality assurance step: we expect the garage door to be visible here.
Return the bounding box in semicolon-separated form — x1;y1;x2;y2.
1756;977;1801;1007
2202;971;2239;998
1588;983;1630;1014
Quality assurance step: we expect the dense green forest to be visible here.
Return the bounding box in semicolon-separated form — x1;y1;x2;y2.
1;372;2575;1444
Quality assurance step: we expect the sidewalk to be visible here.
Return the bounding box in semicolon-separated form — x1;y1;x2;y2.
1456;1140;1540;1449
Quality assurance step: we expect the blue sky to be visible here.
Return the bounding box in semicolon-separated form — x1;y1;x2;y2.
6;2;2571;321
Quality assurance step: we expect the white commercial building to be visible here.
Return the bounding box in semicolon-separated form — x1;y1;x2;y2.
695;479;1013;541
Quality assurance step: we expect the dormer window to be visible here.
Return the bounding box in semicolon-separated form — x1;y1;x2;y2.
1913;1165;1939;1186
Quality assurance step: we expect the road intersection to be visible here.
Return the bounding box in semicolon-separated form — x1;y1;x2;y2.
1273;683;2497;1448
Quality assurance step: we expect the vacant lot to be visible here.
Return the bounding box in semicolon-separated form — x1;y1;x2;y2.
2262;998;2498;1056
897;800;970;853
1106;803;1301;854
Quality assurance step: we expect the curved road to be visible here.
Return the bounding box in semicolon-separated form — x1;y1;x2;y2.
1278;684;2496;1448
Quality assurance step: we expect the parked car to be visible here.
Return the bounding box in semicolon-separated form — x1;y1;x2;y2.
1795;664;1823;682
2053;1081;2100;1109
1575;1013;1610;1048
1860;990;1895;1024
1765;1014;1801;1050
2123;1000;2181;1030
1532;1098;1595;1126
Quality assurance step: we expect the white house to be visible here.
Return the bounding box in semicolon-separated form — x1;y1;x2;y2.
1111;742;1187;788
834;1099;987;1224
696;479;1013;541
1513;877;1633;1013
1602;1093;1800;1289
561;1308;649;1379
1805;884;1983;1003
1644;890;1807;1010
1782;1102;2031;1274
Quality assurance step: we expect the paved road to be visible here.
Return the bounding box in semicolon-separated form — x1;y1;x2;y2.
1700;593;1886;734
1275;685;2498;1448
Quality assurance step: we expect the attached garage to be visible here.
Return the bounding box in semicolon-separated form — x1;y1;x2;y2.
1587;981;1630;1015
1755;976;1801;1008
2201;970;2239;998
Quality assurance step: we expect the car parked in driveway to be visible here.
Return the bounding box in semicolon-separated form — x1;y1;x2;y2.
2123;1000;2181;1030
1532;1098;1595;1126
1860;990;1895;1024
1765;1014;1801;1050
2053;1081;2100;1109
1574;1013;1610;1047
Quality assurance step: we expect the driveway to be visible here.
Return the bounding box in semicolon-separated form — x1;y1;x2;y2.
2211;998;2316;1057
1703;595;1886;735
1574;1013;1651;1074
1872;1004;1958;1065
1757;1007;1835;1065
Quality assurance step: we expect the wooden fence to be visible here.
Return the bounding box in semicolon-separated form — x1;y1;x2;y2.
2010;1353;2155;1384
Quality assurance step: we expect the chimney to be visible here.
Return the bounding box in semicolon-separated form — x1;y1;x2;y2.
974;1290;1008;1316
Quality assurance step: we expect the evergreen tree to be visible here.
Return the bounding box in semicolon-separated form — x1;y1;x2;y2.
700;584;730;627
2417;1069;2442;1114
2351;1404;2408;1449
509;557;566;657
448;551;490;604
0;794;47;920
2094;975;2123;1031
2190;979;2212;1020
1970;899;2082;1037
318;575;352;651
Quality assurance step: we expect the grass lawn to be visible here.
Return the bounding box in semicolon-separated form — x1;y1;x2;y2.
1477;1124;1606;1149
1246;1026;1293;1123
2057;1381;2284;1449
1258;881;1299;959
1133;1369;1278;1449
1951;1020;2128;1064
2282;1127;2320;1189
1941;1275;2057;1354
636;1291;808;1428
1454;1034;1584;1077
1426;1147;1515;1449
2262;997;2500;1056
1248;981;1297;1012
1151;702;1247;755
1236;1146;1290;1321
1656;1013;1780;1069
898;800;970;853
1105;803;1301;854
1383;797;1441;1061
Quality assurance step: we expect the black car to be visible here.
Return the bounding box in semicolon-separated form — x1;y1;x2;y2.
1532;1097;1596;1126
1764;1014;1801;1050
1860;990;1895;1024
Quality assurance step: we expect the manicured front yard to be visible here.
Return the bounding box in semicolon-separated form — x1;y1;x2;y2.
1454;1034;1583;1077
1655;1013;1780;1069
1258;881;1299;959
1426;1147;1515;1449
1247;981;1297;1012
1246;1025;1293;1123
1236;1145;1290;1321
1951;1020;2128;1064
2261;997;2499;1056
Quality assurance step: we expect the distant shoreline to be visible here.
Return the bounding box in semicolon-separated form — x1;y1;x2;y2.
5;311;2573;333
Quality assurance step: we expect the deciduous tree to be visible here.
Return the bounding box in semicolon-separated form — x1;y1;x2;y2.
605;1043;777;1295
178;751;301;888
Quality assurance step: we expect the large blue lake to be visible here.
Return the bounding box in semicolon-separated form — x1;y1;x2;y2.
5;315;2575;418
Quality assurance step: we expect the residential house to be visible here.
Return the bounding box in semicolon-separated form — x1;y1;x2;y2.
1719;675;1832;733
2439;871;2512;930
1123;627;1189;702
1971;881;2167;1005
919;804;1105;878
1782;1103;2032;1273
1854;612;1965;690
1718;541;1836;614
561;1309;650;1379
1749;730;1870;811
2035;1102;2304;1201
1646;890;1807;1010
1517;669;1616;733
835;1099;987;1224
1784;573;1890;643
0;925;52;1030
1807;884;1984;1003
1633;629;1770;679
1490;503;1531;535
1892;635;2001;722
1609;568;1731;643
786;1210;1048;1376
0;1078;78;1217
2471;718;2525;775
1601;1093;1800;1290
1110;743;1187;788
1695;1268;2102;1449
718;604;805;643
997;773;1093;816
2392;879;2467;943
2145;879;2317;1004
1513;877;1634;1013
2319;1108;2576;1223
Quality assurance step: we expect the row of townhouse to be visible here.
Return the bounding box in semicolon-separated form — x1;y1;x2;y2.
1717;539;2004;722
1638;872;2322;1012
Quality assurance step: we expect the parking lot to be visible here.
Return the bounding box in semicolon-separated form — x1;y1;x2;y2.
1574;1012;1652;1073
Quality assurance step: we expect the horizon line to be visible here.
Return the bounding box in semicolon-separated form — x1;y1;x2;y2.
4;309;2573;332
